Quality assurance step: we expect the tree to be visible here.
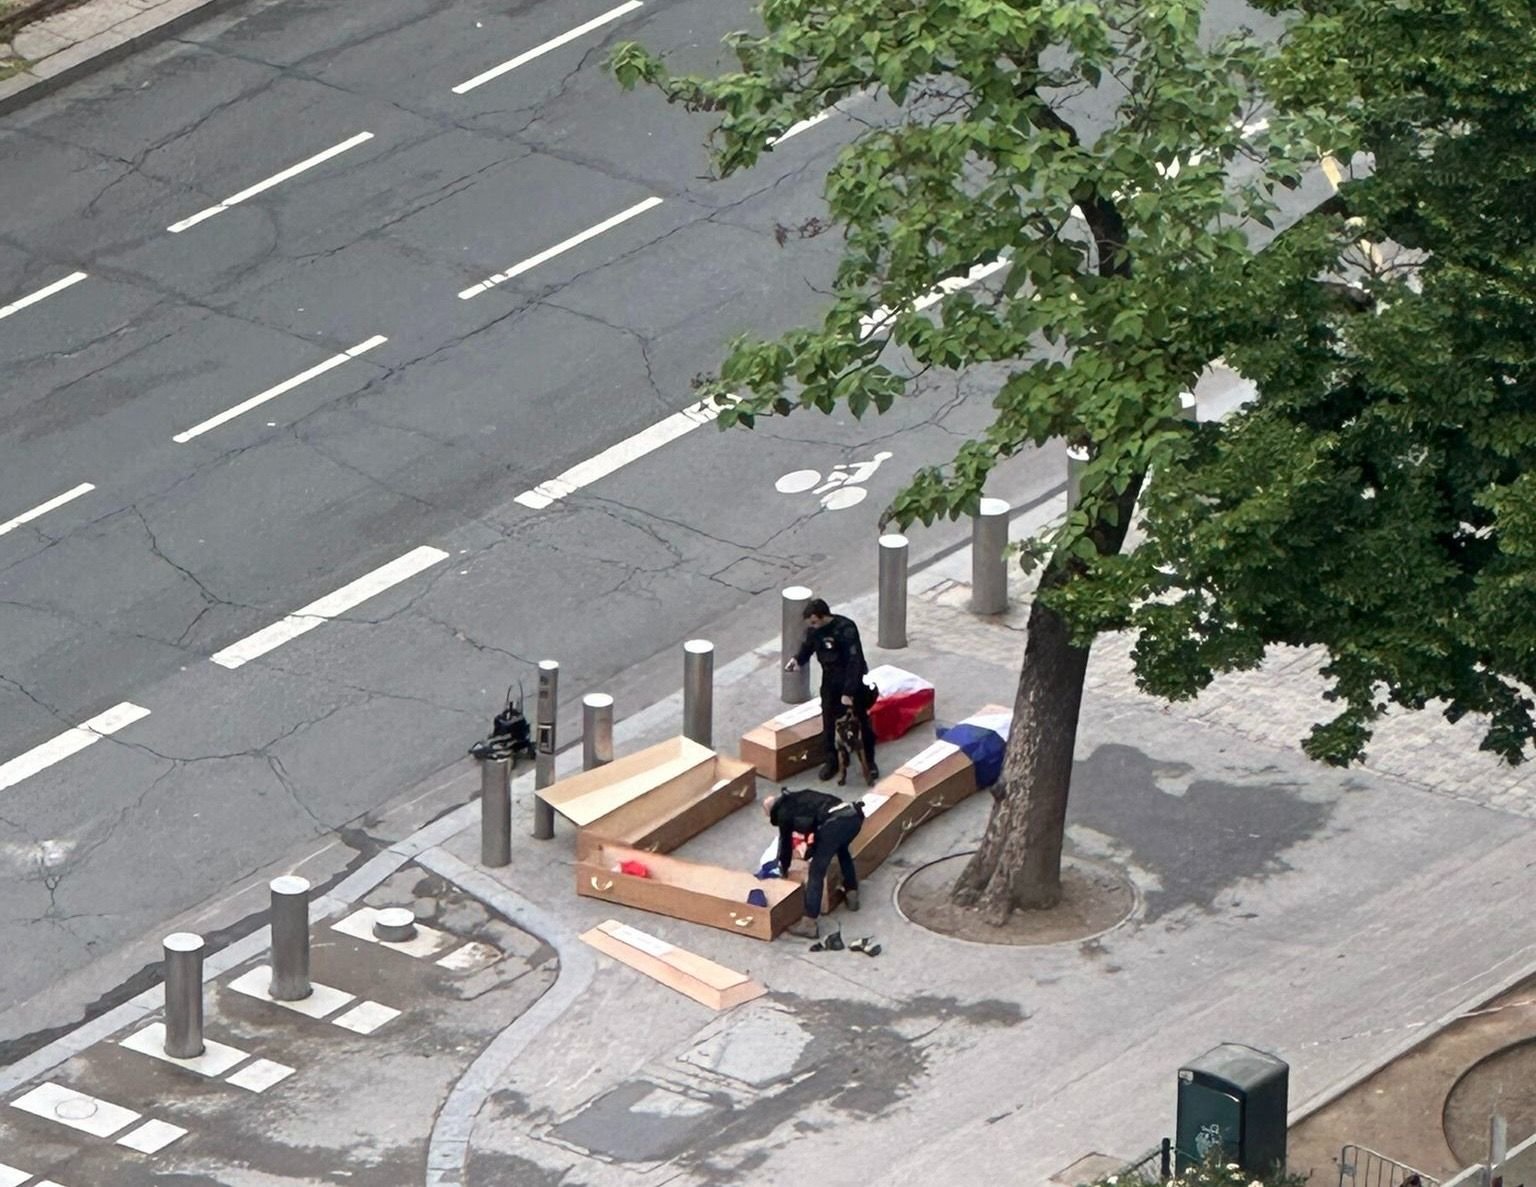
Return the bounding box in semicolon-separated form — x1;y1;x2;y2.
1060;0;1536;768
611;0;1536;915
610;0;1350;921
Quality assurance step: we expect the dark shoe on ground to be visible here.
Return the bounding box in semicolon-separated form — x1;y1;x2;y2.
818;760;838;780
845;889;861;911
787;918;819;940
868;764;880;781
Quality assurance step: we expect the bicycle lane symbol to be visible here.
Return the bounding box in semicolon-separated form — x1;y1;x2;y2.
773;452;893;510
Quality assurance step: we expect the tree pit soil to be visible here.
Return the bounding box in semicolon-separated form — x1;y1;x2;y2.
897;852;1137;946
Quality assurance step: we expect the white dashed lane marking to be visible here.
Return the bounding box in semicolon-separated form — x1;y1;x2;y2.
0;271;88;322
0;482;95;538
457;195;664;300
0;703;151;796
166;132;375;233
452;0;645;94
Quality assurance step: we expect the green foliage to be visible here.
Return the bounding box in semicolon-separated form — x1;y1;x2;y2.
611;0;1536;768
1086;1154;1309;1187
1066;0;1536;764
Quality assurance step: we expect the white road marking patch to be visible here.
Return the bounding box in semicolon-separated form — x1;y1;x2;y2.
0;1163;31;1187
0;703;151;795
331;1001;401;1035
209;545;448;670
513;396;727;509
120;1023;250;1077
167;132;375;233
0;271;88;321
11;1082;139;1138
458;195;663;299
859;258;1010;340
0;482;95;537
227;965;356;1018
226;1058;295;1093
436;941;501;972
116;1118;187;1153
172;335;387;442
452;0;645;94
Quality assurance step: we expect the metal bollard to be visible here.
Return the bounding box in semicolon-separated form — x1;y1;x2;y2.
582;694;614;770
877;534;908;649
163;932;205;1059
971;498;1011;615
682;640;715;747
268;876;312;1001
781;586;812;704
532;660;558;840
1066;446;1090;513
480;756;511;867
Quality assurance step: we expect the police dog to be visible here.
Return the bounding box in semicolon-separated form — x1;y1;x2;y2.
834;709;874;787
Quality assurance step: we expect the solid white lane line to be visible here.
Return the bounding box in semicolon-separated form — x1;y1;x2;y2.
166;132;376;233
0;271;88;321
0;482;95;537
0;703;151;794
514;398;728;509
859;257;1011;340
452;0;645;94
457;196;664;300
171;335;387;443
769;109;832;146
209;546;449;670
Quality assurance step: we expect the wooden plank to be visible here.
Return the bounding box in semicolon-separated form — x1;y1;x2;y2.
581;921;767;1010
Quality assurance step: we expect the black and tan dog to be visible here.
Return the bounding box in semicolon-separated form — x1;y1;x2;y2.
834;709;875;787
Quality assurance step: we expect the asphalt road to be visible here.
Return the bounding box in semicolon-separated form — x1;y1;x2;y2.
0;0;1059;1047
0;0;1295;1050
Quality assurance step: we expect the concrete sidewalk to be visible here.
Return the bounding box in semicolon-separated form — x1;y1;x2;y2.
2;489;1534;1186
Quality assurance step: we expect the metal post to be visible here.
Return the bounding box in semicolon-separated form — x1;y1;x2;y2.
582;694;614;770
1066;446;1090;512
480;756;511;867
971;497;1010;615
877;534;908;649
532;659;558;840
163;932;205;1059
682;640;714;748
781;585;812;704
268;876;312;1001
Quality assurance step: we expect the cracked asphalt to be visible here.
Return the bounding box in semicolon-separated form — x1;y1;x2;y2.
0;0;1046;1046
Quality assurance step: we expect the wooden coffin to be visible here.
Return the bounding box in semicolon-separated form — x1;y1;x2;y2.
539;736;718;828
577;842;804;942
786;788;918;909
576;753;757;862
884;738;979;826
580;919;767;1010
739;699;824;781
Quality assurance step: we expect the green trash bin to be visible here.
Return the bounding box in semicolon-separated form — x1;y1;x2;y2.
1175;1043;1289;1176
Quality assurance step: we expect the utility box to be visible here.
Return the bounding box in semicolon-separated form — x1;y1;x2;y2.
1175;1044;1289;1175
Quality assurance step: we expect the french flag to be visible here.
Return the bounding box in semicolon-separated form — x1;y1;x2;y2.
865;665;936;742
936;710;1012;789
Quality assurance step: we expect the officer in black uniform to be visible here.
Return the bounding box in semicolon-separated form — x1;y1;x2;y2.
784;598;879;781
763;788;864;938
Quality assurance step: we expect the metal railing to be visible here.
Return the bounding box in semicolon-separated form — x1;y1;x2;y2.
1339;1144;1441;1187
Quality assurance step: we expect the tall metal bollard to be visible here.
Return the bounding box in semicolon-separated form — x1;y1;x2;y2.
877;534;909;649
481;756;511;867
971;498;1011;615
163;932;205;1059
781;586;812;704
582;694;614;770
1066;446;1090;512
268;876;312;1002
683;640;714;748
532;660;558;840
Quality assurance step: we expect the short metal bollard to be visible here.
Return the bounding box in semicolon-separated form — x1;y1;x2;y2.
582;694;614;771
163;932;205;1059
683;640;714;747
373;908;417;943
971;497;1011;615
1066;446;1090;512
781;585;813;704
480;755;511;867
533;659;558;840
877;534;908;649
268;876;312;1002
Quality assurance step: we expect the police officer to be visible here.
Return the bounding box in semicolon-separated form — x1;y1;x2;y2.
784;598;878;781
763;788;864;939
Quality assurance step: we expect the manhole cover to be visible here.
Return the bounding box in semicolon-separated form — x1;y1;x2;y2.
552;1080;729;1163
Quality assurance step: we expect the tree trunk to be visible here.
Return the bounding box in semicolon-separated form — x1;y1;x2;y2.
950;593;1091;921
